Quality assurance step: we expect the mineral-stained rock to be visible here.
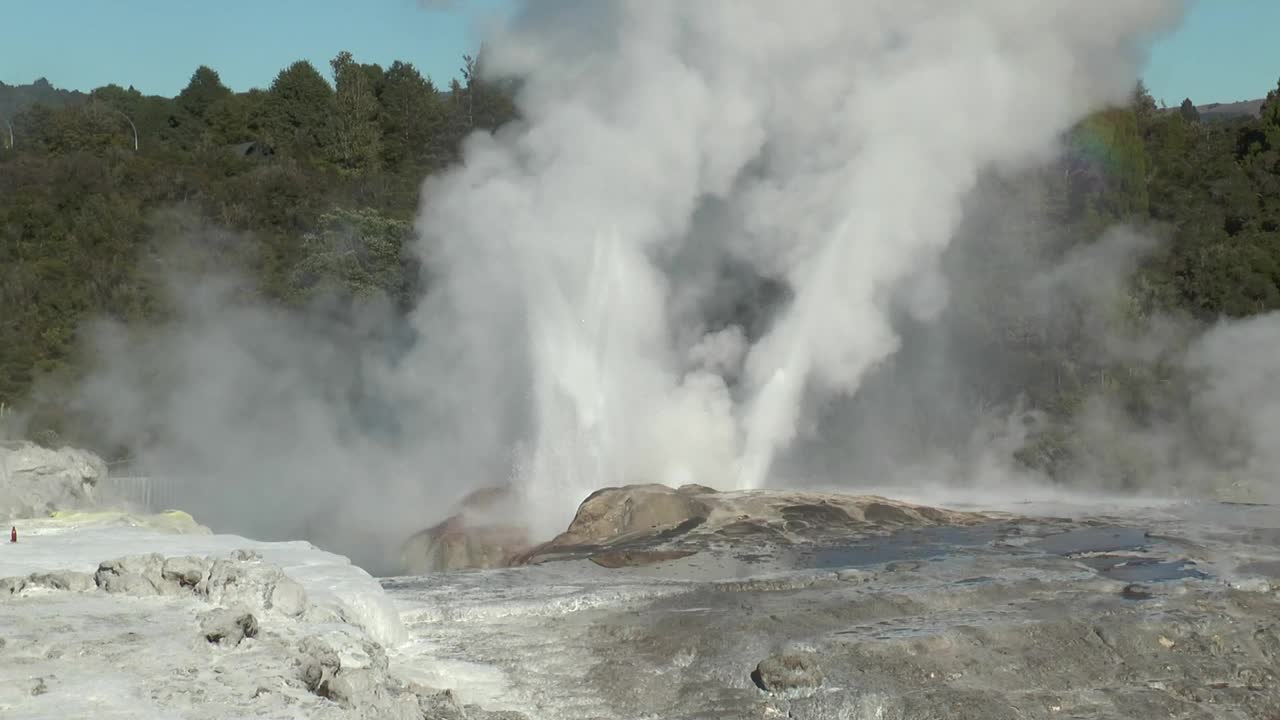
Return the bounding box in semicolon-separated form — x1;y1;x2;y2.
403;483;998;572
198;556;311;618
0;576;27;596
1229;577;1273;593
269;576;308;618
300;647;335;697
200;607;259;647
95;553;174;595
414;686;530;720
0;442;107;519
162;556;210;588
517;485;994;568
835;568;876;584
551;484;712;547
400;485;533;573
402;519;531;574
589;549;697;568
751;653;825;695
27;571;95;592
80;551;311;618
297;629;421;719
1121;583;1154;600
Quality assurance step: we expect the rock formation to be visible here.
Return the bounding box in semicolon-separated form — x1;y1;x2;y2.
400;485;533;573
2;548;527;719
0;442;107;519
516;483;993;568
402;482;997;573
200;608;259;647
751;653;826;696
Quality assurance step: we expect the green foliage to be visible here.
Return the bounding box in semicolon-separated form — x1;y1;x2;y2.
1262;79;1280;150
1070;108;1150;219
458;50;519;138
0;52;518;419
290;208;414;306
328;52;383;174
177;66;233;121
1179;98;1200;124
1011;76;1280;479
0;78;87;125
268;60;336;158
3;58;1278;490
377;61;448;172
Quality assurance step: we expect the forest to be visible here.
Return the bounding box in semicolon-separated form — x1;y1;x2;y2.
1;52;1279;485
1;54;515;421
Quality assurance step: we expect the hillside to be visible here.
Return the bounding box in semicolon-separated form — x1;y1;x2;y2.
0;78;88;130
1;63;1279;493
1197;97;1265;118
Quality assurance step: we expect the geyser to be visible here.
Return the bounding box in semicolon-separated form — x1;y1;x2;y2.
73;1;1187;564
412;0;1183;537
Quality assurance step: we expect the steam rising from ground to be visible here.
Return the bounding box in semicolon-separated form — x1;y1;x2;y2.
69;1;1216;566
418;0;1183;534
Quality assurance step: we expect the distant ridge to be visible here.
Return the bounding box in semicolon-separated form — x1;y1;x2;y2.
1157;96;1266;121
1195;98;1265;119
0;78;89;121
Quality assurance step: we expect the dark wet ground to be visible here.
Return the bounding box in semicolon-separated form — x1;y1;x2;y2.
389;499;1280;720
1079;555;1208;582
801;521;1211;587
1028;525;1148;555
805;523;1006;569
1238;559;1280;577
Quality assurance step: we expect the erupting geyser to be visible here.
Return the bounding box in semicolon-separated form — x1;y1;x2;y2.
415;0;1183;537
75;0;1186;561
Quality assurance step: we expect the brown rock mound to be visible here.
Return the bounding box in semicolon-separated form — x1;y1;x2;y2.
516;485;993;567
399;485;533;574
549;483;712;547
403;482;998;572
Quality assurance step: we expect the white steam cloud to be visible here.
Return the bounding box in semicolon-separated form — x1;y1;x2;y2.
413;0;1183;535
73;1;1191;564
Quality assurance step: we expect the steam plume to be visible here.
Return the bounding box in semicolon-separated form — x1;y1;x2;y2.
75;1;1190;562
412;1;1183;535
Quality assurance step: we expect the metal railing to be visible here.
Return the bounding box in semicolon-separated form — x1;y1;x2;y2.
98;475;182;514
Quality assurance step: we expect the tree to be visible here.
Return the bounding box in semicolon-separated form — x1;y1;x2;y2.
1262;77;1280;150
1130;80;1158;127
16;102;131;155
177;66;232;122
457;49;518;137
377;61;445;171
1179;98;1200;124
289;208;413;306
328;51;383;174
204;91;261;145
267;60;334;158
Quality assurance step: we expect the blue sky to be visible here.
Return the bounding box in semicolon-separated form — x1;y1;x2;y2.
2;1;1277;104
1145;0;1280;105
1;0;513;94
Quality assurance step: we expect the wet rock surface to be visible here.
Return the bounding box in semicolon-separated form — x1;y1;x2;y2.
389;491;1280;719
2;547;524;719
200;607;259;646
515;484;993;568
401;484;994;573
751;653;825;695
401;485;533;574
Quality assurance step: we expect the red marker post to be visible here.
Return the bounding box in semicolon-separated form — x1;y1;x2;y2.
9;526;15;543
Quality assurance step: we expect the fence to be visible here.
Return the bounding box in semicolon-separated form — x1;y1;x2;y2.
0;430;183;514
98;475;183;514
0;402;12;442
